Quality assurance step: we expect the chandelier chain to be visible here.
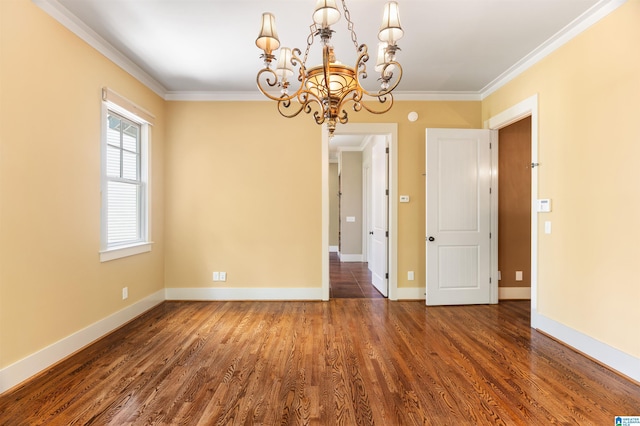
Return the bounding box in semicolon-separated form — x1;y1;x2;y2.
340;0;359;49
303;23;318;66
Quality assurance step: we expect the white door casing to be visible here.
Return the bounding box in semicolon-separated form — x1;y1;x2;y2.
426;128;493;305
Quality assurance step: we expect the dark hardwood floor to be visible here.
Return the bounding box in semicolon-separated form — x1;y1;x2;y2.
1;300;638;425
330;252;384;299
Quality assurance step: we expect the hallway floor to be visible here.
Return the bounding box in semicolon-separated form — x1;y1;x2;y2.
329;252;385;299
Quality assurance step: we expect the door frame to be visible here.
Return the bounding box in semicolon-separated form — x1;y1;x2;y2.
321;123;398;300
486;94;539;327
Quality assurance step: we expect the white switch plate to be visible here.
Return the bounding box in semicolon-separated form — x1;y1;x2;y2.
400;195;410;203
219;272;227;282
545;221;552;234
346;216;356;222
122;287;128;300
407;271;414;280
515;271;523;281
537;199;551;212
213;272;220;281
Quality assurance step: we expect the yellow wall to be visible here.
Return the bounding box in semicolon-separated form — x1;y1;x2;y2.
163;101;322;289
163;100;481;292
0;1;165;368
483;0;640;358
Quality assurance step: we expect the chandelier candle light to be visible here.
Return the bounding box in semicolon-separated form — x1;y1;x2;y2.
256;0;404;135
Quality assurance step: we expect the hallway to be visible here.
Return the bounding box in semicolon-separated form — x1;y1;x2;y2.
329;252;385;299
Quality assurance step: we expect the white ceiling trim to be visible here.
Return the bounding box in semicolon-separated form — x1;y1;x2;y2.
33;0;167;97
164;91;483;102
480;0;627;99
34;0;626;103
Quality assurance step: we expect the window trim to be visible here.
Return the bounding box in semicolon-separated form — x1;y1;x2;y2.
100;100;153;262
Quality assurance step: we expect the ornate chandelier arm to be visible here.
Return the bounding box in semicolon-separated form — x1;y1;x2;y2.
352;45;403;99
256;48;309;103
355;92;395;115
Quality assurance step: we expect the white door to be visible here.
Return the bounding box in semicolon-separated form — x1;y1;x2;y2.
426;128;492;305
371;137;388;296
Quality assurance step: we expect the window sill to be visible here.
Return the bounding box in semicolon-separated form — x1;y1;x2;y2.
100;242;153;262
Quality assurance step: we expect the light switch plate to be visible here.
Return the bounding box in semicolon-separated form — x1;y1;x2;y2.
346;216;356;222
400;195;410;203
537;199;551;212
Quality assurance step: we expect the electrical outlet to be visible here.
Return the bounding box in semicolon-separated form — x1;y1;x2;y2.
407;271;414;281
515;271;523;281
122;287;128;300
219;272;227;282
213;272;220;281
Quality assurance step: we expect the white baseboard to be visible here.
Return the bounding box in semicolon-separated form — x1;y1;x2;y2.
165;287;324;301
338;253;364;262
0;289;165;394
499;286;531;300
329;245;339;253
395;286;425;300
536;313;640;383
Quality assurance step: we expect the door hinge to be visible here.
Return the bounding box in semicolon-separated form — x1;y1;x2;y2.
385;189;389;196
385;147;389;154
489;187;492;194
489;277;492;283
489;232;492;239
385;231;389;237
489;142;492;149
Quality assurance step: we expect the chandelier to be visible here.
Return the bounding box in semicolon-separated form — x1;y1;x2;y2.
255;0;404;135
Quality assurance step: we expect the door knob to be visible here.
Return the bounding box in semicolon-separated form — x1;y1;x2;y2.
369;231;374;235
428;236;435;242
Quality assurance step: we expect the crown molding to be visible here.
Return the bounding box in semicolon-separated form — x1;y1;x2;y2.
480;0;627;99
32;0;167;98
164;91;266;101
34;0;626;103
164;91;483;102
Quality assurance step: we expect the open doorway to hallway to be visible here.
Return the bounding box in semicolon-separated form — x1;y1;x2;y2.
328;132;388;299
321;123;398;301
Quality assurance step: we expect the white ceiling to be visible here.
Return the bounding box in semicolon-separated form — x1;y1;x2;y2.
37;0;620;156
41;0;616;99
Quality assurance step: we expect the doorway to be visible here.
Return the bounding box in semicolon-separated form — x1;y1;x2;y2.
497;116;532;300
321;123;398;300
488;94;539;328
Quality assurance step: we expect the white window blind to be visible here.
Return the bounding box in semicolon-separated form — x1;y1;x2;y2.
106;112;142;245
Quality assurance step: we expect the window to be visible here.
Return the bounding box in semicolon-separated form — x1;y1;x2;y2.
100;89;152;262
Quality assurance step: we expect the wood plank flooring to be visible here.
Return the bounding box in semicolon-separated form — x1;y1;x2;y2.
1;300;639;425
330;253;384;299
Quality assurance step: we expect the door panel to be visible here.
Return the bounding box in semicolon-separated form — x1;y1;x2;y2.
426;128;491;305
371;137;388;296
